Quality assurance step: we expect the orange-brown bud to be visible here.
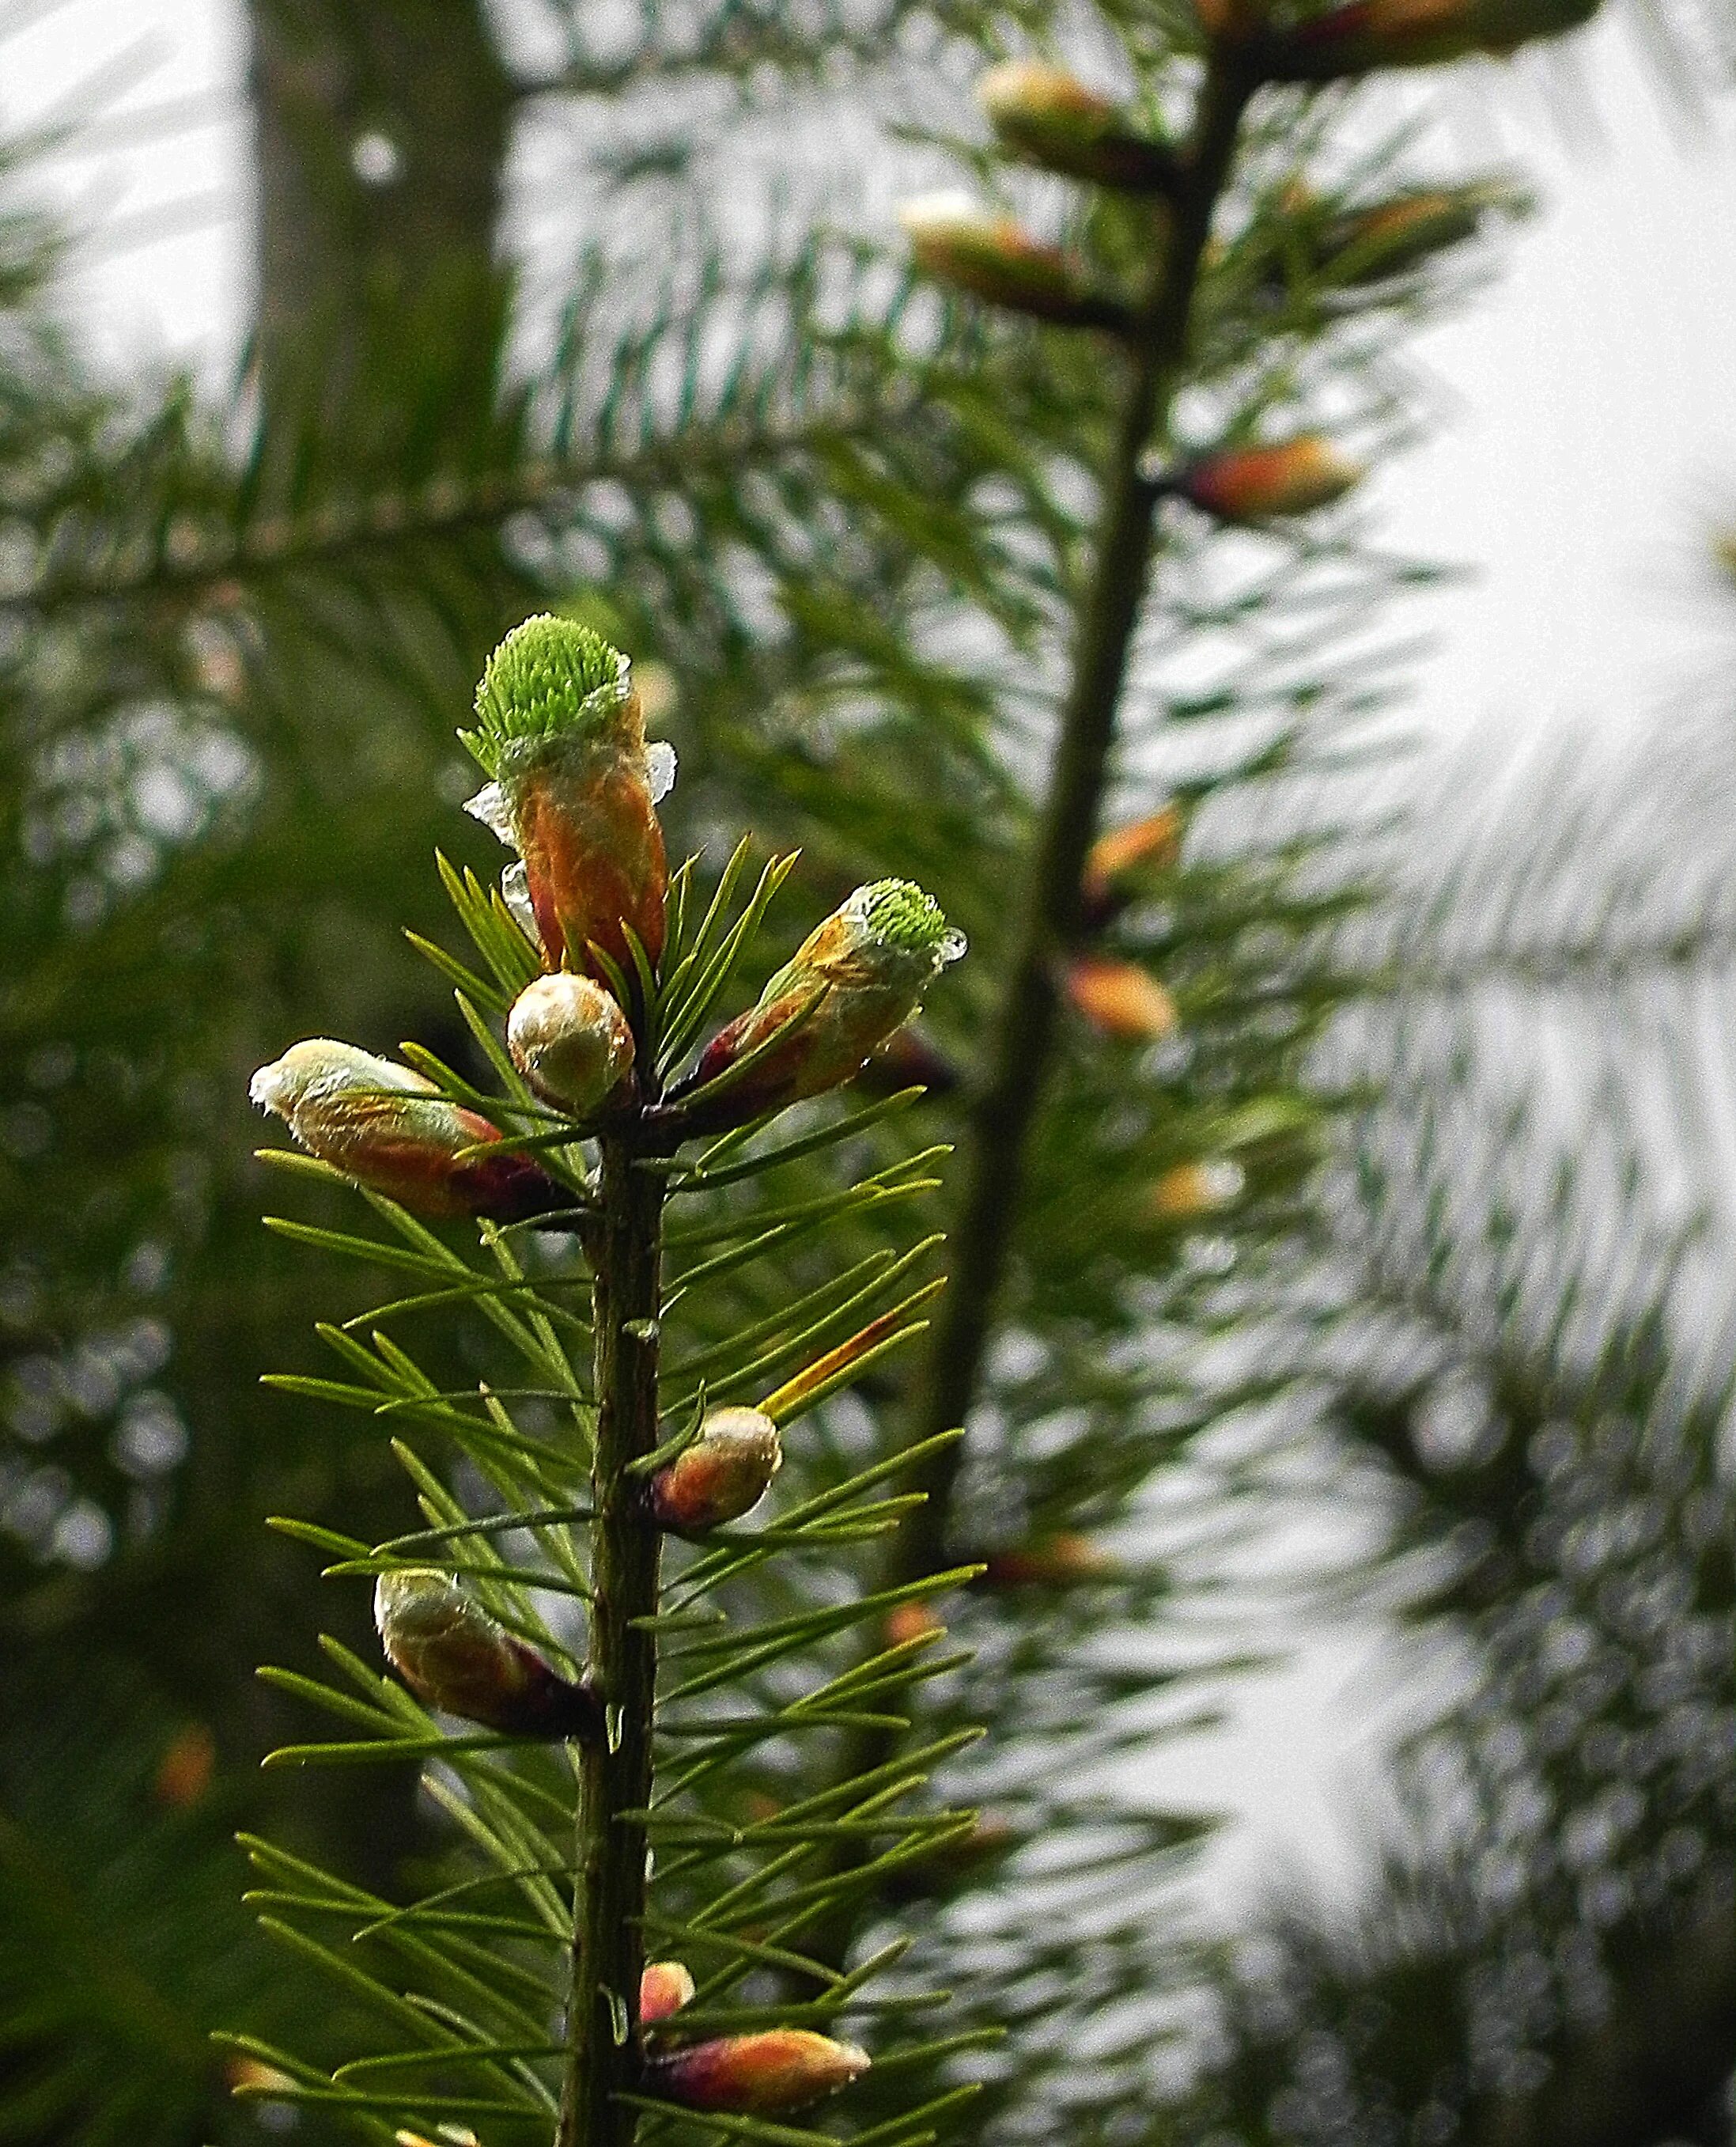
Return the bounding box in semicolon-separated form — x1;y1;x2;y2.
652;1408;782;1533
898;194;1129;330
1065;956;1178;1042
153;1723;217;1808
374;1569;599;1740
1309;184;1520;285
1273;0;1598;73
1149;1159;1245;1220
462;617;672;978
640;1960;697;2028
884;1600;947;1649
1171;437;1363;522
506;973;634;1116
650;2030;870;2114
978;1532;1114;1588
1081;806;1184;923
250;1040;565;1221
978;61;1176;193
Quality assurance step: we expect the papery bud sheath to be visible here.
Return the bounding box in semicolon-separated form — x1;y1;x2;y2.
374;1568;598;1739
250;1039;563;1221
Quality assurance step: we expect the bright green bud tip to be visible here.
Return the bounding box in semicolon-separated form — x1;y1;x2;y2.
856;879;953;955
465;614;630;772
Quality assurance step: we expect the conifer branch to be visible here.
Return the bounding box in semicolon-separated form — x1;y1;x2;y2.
901;57;1256;1558
558;1130;668;2147
802;55;1258;1977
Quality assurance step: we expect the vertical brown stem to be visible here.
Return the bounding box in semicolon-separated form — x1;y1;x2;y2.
558;1131;665;2147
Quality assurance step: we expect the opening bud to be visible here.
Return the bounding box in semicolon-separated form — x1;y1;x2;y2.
650;2030;871;2115
675;879;965;1131
461;615;671;977
978;61;1176;194
1169;437;1363;522
250;1039;564;1221
506;973;634;1115
374;1568;599;1739
898;194;1129;331
1065;956;1178;1042
640;1960;697;2029
652;1407;782;1533
1081;806;1184;925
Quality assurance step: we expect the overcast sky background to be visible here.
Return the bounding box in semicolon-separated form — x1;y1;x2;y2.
6;0;1732;1915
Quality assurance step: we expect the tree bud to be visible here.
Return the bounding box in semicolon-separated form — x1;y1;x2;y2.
650;2030;870;2115
1081;806;1184;924
1065;956;1178;1042
898;194;1129;330
373;1568;599;1739
977;1532;1114;1587
675;880;964;1130
641;1961;696;2028
883;1600;946;1649
506;973;635;1115
1273;0;1598;74
251;1039;564;1221
977;61;1176;193
640;1960;697;2028
461;615;672;977
1149;1159;1244;1220
652;1408;782;1533
1308;184;1519;285
1170;437;1363;521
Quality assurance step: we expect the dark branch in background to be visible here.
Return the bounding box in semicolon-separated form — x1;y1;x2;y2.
805;55;1258;1974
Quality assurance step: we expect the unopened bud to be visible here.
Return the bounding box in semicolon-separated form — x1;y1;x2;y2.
1149;1159;1244;1220
652;1408;782;1532
898;194;1129;330
675;880;965;1130
461;616;672;977
978;1532;1114;1588
641;1960;697;2028
507;973;634;1115
1065;956;1178;1042
251;1039;564;1221
1311;184;1518;284
1081;806;1184;924
154;1723;217;1808
651;2030;870;2115
978;61;1175;193
374;1568;599;1739
1276;0;1598;73
883;1600;946;1649
1170;437;1363;522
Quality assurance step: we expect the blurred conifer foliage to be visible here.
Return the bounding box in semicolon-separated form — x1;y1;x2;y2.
0;2;1730;2144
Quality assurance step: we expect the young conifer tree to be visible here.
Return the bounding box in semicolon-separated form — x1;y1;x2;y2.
222;6;1624;2143
238;612;975;2145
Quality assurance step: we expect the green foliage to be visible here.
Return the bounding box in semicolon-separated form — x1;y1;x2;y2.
1;4;1728;2147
